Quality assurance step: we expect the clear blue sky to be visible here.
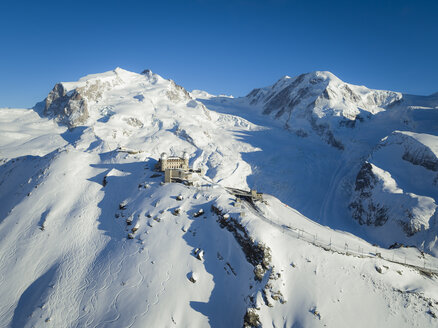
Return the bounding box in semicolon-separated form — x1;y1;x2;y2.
0;0;437;108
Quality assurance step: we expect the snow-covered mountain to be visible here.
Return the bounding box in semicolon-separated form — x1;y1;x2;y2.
350;131;438;246
246;71;403;120
1;68;438;327
245;71;402;149
41;68;192;128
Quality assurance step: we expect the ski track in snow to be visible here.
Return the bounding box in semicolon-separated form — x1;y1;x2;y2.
90;242;141;328
131;262;173;328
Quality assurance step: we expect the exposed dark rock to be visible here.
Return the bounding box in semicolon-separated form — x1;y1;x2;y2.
243;309;261;328
388;242;405;249
44;83;89;128
402;151;438;172
342;84;361;103
119;201;128;210
167;80;192;102
349;163;389;226
294;129;308;137
309;115;344;150
124;117;144;128
339;118;356;128
188;271;197;283
354;162;377;192
193;208;204;218
262;83;310;118
211;205;271;281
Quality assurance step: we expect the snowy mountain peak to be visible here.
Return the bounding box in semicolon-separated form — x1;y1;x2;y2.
245;70;403;148
41;68;192;128
267;71;340;92
247;70;400;117
141;68;153;76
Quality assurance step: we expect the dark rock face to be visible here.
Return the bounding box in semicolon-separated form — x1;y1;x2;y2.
349;163;389;226
262;84;311;117
341;84;361;103
402;150;438;172
247;88;263;105
243;309;261;328
166;80;192;102
43;78;117;128
354;162;376;192
308;115;344;150
45;83;67;109
44;83;89;128
379;131;438;173
349;161;433;236
211;205;271;281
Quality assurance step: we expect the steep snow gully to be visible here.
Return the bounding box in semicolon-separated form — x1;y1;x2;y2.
1;68;438;327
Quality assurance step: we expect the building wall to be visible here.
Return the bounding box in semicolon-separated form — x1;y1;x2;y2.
164;169;171;183
164;168;192;183
160;158;189;171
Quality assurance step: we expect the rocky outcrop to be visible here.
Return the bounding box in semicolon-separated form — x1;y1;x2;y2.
44;83;89;128
349;163;389;227
308;114;344;150
166;80;192;103
349;162;437;236
44;78;119;128
379;131;438;174
43;69;126;128
403;151;438;172
211;205;272;281
393;134;438;172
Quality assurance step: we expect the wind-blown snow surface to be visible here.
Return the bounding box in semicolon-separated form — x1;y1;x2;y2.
1;68;438;327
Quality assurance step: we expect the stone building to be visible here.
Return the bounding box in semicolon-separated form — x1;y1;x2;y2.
164;169;192;183
158;152;189;172
156;152;203;183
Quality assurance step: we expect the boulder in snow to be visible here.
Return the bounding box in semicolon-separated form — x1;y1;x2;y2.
188;271;197;283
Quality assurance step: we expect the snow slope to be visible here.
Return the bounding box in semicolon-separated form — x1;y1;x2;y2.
198;71;438;254
0;68;438;327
